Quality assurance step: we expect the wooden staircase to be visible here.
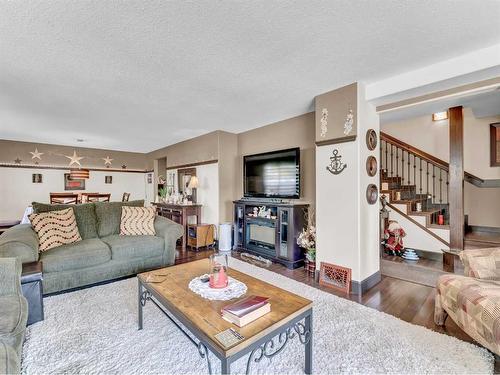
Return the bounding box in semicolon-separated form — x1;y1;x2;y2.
380;170;450;249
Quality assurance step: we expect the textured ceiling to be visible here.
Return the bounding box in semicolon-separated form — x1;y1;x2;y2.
1;1;499;152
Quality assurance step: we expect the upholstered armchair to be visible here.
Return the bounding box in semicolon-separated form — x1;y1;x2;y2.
0;257;28;374
435;248;500;355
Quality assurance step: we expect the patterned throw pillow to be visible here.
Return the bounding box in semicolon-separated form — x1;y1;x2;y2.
29;208;82;252
120;206;156;236
469;255;500;280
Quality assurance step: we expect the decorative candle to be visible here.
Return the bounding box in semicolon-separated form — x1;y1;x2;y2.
209;253;229;289
438;214;445;225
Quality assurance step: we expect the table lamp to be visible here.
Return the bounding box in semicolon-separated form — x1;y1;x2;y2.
188;176;199;203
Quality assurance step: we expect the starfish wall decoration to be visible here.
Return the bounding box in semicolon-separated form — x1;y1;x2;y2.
102;156;113;167
30;148;44;160
65;151;84;167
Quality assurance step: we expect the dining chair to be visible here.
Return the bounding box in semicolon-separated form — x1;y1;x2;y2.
84;193;111;202
50;193;79;204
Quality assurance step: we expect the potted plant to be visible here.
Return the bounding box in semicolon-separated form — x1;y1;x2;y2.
297;210;316;277
158;187;168;203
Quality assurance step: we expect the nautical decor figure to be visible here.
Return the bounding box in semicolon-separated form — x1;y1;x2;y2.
326;149;347;175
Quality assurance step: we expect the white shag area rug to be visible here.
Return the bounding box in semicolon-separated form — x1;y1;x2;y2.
22;257;493;374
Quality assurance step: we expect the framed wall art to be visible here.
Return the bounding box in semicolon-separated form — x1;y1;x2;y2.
64;173;85;191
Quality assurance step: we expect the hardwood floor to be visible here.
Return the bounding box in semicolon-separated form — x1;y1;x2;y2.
174;247;474;345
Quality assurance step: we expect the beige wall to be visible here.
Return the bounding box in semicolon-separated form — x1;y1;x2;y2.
0;139;147;170
144;113;316;223
381;107;500;227
218;131;238;222
236;112;316;205
145;131;219;170
315;82;357;142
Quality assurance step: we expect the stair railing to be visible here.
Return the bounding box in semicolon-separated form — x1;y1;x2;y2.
380;132;484;207
380;132;450;205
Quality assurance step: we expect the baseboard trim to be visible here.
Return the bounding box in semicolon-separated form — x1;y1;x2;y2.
351;271;381;296
469;225;500;234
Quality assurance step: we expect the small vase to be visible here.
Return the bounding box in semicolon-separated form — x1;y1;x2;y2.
304;259;316;277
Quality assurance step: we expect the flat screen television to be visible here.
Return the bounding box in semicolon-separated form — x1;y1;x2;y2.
244;147;300;199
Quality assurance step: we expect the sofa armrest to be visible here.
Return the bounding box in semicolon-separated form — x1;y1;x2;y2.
460;247;500;280
154;216;183;265
0;224;39;263
0;257;22;297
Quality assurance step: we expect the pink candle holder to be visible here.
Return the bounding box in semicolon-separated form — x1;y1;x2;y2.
209;253;229;289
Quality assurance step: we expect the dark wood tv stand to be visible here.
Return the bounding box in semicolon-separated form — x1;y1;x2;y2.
233;199;308;269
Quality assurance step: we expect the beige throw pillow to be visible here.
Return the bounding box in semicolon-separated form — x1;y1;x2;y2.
29;207;82;252
120;206;156;236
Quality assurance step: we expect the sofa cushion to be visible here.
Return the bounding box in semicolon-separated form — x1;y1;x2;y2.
32;202;98;240
120;206;156;236
101;234;164;260
40;238;111;273
29;208;82;252
0;294;28;355
95;200;144;238
0;342;19;375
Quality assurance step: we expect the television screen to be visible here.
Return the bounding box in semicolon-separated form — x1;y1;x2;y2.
244;148;300;198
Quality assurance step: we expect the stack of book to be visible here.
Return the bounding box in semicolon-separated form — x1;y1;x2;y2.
221;295;270;327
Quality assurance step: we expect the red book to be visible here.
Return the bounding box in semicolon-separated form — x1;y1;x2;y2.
222;295;269;318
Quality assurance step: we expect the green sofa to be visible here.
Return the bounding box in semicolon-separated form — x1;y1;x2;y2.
0;201;183;294
0;257;28;374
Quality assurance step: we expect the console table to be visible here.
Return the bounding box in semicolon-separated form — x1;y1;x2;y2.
153;203;202;251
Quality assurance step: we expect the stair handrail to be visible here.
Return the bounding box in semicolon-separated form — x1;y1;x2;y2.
380;132;484;186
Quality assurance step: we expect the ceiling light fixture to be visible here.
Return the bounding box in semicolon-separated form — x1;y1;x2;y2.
432;111;448;121
76;139;85;142
70;169;90;179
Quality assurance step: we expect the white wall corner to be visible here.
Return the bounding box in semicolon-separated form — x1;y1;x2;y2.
357;82;381;281
365;44;500;104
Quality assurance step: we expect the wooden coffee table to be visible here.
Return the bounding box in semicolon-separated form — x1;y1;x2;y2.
137;259;313;375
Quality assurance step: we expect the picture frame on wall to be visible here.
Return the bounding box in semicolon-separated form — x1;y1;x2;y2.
105;176;112;184
64;173;85;191
32;174;42;183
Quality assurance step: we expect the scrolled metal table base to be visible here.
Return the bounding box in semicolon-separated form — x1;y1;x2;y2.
245;320;312;375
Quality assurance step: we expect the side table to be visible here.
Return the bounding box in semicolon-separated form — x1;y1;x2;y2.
21;262;44;325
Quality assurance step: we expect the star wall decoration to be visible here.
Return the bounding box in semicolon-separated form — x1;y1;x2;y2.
65;151;84;167
121;164;127;169
102;156;113;167
30;148;44;161
14;158;22;164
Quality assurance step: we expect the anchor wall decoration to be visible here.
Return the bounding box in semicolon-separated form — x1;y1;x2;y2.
326;149;347;175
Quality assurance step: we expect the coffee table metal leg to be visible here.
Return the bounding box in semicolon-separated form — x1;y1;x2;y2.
138;280;144;330
305;312;313;374
221;358;230;375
